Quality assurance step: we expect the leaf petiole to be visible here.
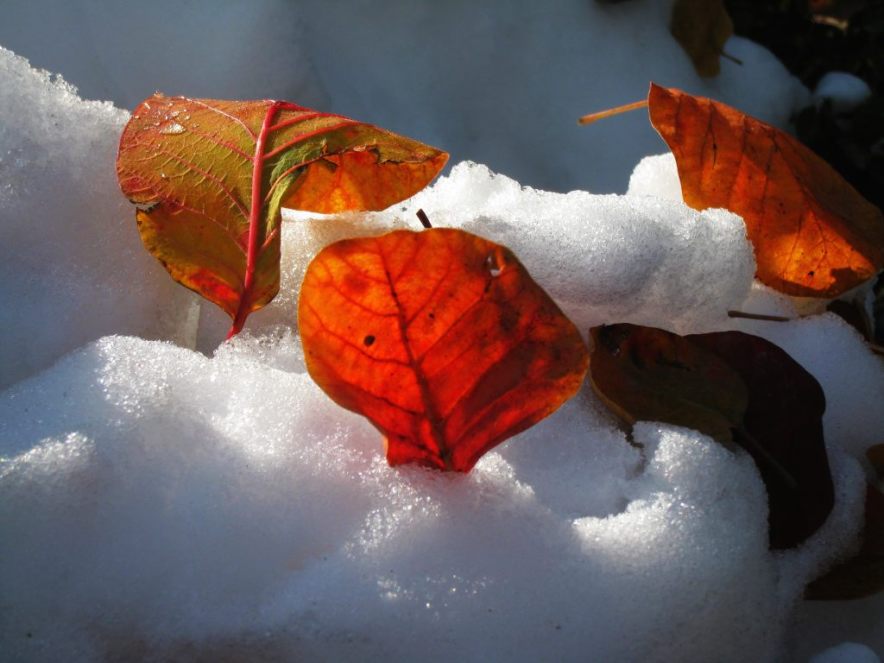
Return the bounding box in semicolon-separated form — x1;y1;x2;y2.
578;99;648;126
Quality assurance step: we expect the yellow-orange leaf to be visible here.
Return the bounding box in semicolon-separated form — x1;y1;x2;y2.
669;0;734;77
649;83;884;297
298;229;589;472
117;94;447;338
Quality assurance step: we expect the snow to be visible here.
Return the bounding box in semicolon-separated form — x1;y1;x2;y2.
198;161;755;346
809;642;881;663
0;47;198;391
0;333;867;662
1;2;882;661
814;72;872;112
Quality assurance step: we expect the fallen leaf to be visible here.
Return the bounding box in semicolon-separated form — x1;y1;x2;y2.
299;228;588;472
669;0;733;77
648;83;884;298
589;323;834;548
689;330;834;549
588;324;748;445
117;94;447;338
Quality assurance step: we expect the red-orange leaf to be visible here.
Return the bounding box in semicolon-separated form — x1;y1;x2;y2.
298;228;589;472
648;83;884;298
117;94;448;338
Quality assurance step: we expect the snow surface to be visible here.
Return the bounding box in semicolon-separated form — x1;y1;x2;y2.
814;72;873;112
1;3;883;661
0;47;198;390
810;642;881;663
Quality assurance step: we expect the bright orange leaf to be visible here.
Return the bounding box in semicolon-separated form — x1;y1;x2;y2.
648;83;884;298
117;94;447;338
298;228;589;472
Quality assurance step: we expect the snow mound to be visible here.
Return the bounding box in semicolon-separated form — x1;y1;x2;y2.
814;72;872;112
199;161;755;346
0;47;197;390
0;333;865;662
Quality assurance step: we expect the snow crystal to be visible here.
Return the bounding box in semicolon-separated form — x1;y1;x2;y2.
0;48;197;390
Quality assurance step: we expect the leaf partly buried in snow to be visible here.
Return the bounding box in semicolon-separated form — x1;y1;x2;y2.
117;94;447;337
588;324;747;445
299;228;589;472
589;323;834;549
669;0;733;77
649;83;884;298
688;330;834;549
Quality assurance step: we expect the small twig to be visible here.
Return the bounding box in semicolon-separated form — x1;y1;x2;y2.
728;310;792;323
720;50;743;66
416;208;432;229
578;99;648;126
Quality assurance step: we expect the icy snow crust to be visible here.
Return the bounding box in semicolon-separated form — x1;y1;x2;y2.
1;46;883;663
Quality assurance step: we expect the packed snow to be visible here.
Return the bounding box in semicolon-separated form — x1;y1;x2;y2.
2;2;884;662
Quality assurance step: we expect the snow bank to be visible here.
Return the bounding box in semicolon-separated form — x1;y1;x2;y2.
194;161;755;346
0;47;197;390
0;332;866;662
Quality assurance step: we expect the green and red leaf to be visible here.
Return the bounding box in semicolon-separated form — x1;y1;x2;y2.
117;95;447;337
